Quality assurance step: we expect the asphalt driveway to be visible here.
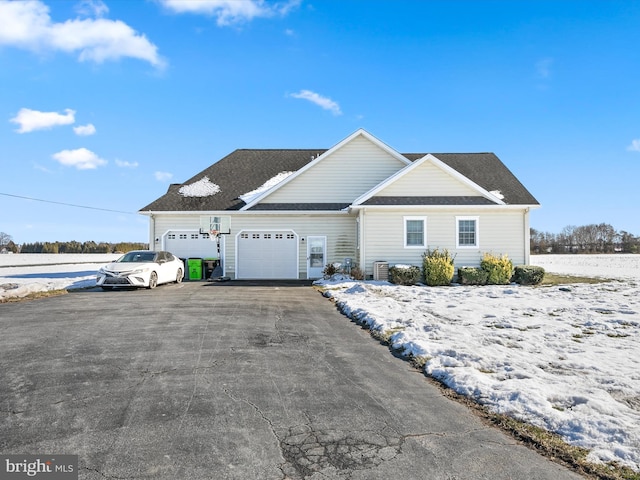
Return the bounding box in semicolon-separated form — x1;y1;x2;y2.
0;282;584;479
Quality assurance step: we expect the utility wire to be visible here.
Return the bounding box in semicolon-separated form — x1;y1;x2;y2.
0;192;137;215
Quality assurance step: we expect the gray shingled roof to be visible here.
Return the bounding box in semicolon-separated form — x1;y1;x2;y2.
140;149;325;212
140;149;538;212
362;196;496;206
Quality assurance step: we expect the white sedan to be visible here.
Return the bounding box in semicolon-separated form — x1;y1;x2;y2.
96;250;184;290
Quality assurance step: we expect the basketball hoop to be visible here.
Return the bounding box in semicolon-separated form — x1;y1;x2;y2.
209;229;219;241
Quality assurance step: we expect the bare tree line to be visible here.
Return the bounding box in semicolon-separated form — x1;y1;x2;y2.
531;223;639;254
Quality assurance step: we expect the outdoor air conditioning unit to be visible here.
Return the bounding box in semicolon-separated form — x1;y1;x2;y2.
373;261;389;281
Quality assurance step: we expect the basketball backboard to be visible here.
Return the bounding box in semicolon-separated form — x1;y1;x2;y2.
199;215;231;235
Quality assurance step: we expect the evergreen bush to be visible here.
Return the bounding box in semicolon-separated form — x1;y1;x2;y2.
422;249;455;286
322;263;339;277
388;265;421;285
512;265;545;285
481;253;514;285
457;266;489;285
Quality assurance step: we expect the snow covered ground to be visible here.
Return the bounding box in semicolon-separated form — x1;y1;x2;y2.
0;253;119;300
1;253;639;471
531;254;640;282
316;255;640;472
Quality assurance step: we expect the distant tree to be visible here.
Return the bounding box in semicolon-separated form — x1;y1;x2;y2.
0;232;12;247
619;231;639;253
532;223;639;254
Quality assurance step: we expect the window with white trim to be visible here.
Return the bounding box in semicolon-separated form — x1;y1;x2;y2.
404;216;426;248
456;216;479;248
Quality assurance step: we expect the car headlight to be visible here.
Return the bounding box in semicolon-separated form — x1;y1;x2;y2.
130;267;150;275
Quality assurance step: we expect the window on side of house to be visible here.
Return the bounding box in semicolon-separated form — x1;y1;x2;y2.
404;217;426;248
456;216;479;248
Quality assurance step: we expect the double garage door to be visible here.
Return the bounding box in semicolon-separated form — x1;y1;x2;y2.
237;231;298;279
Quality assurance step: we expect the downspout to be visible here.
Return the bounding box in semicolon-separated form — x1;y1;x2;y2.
358;209;365;276
524;208;530;264
148;212;156;250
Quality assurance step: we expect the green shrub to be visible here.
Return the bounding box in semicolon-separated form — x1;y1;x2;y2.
457;266;489;285
512;265;545;285
422;249;455;286
389;265;421;285
481;253;514;285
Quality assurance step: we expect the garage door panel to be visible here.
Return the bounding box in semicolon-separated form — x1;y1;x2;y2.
165;231;220;259
237;231;298;279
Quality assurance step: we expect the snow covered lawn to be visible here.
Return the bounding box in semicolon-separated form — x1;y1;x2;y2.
0;254;119;301
316;255;640;472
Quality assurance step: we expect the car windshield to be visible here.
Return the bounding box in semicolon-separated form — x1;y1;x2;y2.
118;252;157;263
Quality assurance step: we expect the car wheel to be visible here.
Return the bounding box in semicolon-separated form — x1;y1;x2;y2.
101;286;113;291
148;272;158;289
176;268;183;284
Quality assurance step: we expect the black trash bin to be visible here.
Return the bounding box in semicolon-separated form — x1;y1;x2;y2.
203;258;218;279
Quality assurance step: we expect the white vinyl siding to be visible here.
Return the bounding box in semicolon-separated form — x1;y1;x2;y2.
264;135;406;203
151;213;356;279
360;209;526;276
376;160;480;197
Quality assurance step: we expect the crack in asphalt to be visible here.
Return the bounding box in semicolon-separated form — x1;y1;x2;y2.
80;466;130;479
221;385;481;480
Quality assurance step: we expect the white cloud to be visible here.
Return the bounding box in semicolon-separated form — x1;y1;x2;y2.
52;147;107;170
159;0;300;26
154;171;173;182
0;0;165;68
627;139;640;152
73;123;96;136
290;90;342;116
115;159;139;168
75;0;109;18
10;108;75;133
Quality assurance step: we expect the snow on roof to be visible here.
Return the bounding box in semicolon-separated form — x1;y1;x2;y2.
179;176;220;197
489;190;505;200
239;171;294;204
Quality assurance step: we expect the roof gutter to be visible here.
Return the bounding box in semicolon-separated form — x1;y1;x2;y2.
349;204;540;211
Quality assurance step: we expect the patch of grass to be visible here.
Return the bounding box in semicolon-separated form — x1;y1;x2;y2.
373;326;406;345
540;273;611;286
409;355;431;370
606;333;631;338
478;368;495;374
0;289;68;303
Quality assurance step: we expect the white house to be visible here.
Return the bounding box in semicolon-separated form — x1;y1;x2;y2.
139;129;540;280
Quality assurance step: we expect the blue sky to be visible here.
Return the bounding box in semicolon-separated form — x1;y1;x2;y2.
1;0;640;244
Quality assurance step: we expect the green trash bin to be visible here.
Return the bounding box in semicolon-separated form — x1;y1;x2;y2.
187;258;203;280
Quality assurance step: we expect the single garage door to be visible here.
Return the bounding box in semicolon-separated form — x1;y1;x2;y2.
237;230;298;279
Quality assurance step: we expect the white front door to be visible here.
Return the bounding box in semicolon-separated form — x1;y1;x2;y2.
307;236;326;279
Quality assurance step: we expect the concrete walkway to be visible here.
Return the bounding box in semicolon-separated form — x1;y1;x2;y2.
0;282;585;479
